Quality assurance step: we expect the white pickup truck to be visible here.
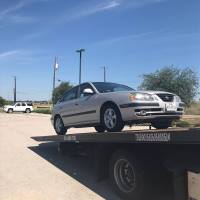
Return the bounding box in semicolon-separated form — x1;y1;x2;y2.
3;102;33;113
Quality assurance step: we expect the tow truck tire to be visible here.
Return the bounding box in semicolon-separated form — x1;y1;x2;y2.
109;150;147;200
94;126;105;133
101;104;124;132
25;108;31;113
152;120;172;129
8;108;13;113
54;115;67;135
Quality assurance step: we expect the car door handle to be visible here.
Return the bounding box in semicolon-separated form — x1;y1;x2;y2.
75;103;79;106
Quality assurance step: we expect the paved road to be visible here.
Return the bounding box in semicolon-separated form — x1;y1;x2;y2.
0;113;172;200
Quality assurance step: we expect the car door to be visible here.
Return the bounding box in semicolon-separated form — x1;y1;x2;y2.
21;103;27;112
72;83;99;125
14;103;22;112
58;86;79;126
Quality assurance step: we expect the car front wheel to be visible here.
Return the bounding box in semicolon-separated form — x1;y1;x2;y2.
54;116;67;135
94;126;105;133
7;108;13;113
101;104;124;132
151;120;172;129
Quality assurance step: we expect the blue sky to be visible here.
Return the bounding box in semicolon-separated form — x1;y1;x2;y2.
0;0;199;100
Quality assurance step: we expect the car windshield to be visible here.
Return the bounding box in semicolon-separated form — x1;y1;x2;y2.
92;82;134;93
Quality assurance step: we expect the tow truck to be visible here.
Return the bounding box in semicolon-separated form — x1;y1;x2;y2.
32;127;200;200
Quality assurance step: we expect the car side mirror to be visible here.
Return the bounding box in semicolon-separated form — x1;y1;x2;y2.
57;98;63;103
83;88;94;95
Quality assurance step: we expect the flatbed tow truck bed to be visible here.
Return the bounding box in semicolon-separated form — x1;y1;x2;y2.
32;128;200;200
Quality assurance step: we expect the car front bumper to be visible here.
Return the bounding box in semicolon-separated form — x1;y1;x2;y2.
3;107;8;112
119;102;184;123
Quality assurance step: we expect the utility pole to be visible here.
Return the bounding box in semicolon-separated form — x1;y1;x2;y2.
101;66;106;82
13;76;16;103
76;49;85;84
52;57;58;104
103;66;106;82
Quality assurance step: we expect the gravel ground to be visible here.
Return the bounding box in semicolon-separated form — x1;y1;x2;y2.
0;112;172;200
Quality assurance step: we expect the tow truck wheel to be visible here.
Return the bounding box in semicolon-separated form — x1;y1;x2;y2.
94;126;105;133
109;150;146;200
152;120;172;129
101;104;124;132
8;108;13;113
54;116;67;135
25;108;31;113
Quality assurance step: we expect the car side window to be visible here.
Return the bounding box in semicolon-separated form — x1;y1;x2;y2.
79;83;94;98
22;103;26;106
16;103;21;106
63;87;78;102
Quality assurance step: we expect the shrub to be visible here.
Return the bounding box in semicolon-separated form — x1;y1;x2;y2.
175;120;190;128
33;108;51;114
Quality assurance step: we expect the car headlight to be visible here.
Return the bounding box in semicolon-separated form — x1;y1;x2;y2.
175;96;182;102
129;93;154;101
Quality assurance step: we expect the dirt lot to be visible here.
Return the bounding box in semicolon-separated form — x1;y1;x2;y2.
0;113;122;200
0;112;175;200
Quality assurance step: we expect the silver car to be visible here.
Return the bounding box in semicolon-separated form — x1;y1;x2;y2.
51;82;184;134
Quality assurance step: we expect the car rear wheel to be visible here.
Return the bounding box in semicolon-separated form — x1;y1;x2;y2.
101;104;124;132
94;126;105;133
54;116;67;135
151;120;172;129
8;108;13;113
25;108;31;113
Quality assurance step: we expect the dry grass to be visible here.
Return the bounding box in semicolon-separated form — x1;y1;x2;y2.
182;115;200;127
185;101;200;115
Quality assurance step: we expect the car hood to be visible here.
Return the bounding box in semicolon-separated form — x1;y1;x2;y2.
4;105;13;107
102;90;175;96
135;90;175;95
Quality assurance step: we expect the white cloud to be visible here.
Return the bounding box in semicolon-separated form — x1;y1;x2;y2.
93;29;168;46
62;0;120;22
60;0;166;23
0;50;22;59
118;0;166;9
0;0;28;21
0;0;49;23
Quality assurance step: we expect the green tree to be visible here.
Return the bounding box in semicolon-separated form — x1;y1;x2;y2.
0;96;6;107
52;82;73;104
139;66;199;106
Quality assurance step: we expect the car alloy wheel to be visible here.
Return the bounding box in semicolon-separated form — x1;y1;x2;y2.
104;108;117;129
26;109;31;113
54;116;67;135
55;117;63;133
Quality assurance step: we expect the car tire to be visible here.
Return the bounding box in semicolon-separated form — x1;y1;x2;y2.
25;108;31;113
151;120;172;129
54;115;67;135
94;126;105;133
7;108;13;113
109;150;147;200
101;104;124;132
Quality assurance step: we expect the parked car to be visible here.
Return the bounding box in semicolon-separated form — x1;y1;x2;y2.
51;82;184;134
3;102;33;113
